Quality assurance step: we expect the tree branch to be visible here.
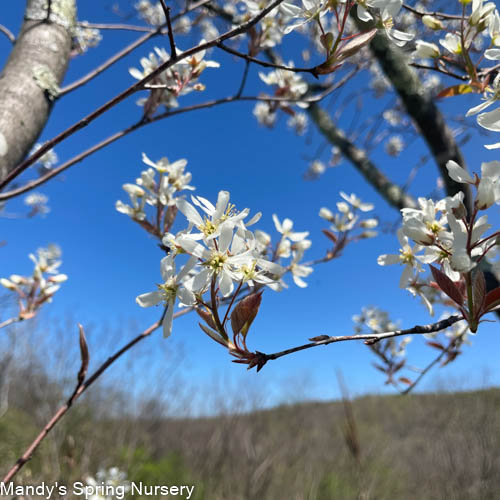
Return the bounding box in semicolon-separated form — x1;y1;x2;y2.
307;103;418;210
352;15;473;213
0;0;287;191
256;315;462;365
0;24;15;44
0;86;336;202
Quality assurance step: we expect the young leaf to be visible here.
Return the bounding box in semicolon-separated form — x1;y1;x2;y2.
426;341;445;351
430;265;464;307
231;292;262;336
77;323;89;386
472;270;486;316
437;84;474;98
198;323;228;348
484;287;500;312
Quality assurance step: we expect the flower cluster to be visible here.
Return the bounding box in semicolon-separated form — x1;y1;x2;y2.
411;0;500;148
136;190;288;337
253;66;308;127
24;192;50;217
352;305;413;388
116;153;194;236
379;160;500;330
1;245;67;320
129;44;220;117
135;0;166;26
320;191;378;241
73;22;102;53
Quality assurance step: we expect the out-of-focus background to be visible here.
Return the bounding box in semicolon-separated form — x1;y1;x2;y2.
2;0;500;497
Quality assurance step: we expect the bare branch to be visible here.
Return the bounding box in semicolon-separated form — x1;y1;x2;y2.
0;0;287;191
254;315;462;366
0;24;15;44
60;0;212;96
217;42;320;77
159;0;178;58
402;3;463;20
0;87;337;202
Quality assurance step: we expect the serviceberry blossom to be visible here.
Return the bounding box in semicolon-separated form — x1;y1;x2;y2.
1;245;67;319
135;0;166;26
116;154;194;224
259;66;308;108
136;255;197;337
24;192;50;216
129;44;220;116
177;190;259;242
281;0;327;35
85;467;130;500
378;229;423;288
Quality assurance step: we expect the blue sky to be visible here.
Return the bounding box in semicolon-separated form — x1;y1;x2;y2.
1;1;500;412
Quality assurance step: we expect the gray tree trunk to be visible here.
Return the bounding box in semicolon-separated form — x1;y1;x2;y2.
0;0;76;182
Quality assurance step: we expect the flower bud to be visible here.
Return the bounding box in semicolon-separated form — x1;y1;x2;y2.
422;15;444;30
414;40;440;59
0;278;16;291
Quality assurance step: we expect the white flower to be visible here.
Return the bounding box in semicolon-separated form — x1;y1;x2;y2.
289;250;313;287
253;102;276;127
439;33;463;55
385;135;405;156
339;192;374;212
177;226;254;297
136;255;197;337
281;0;327;35
272;214;310;242
378;229;423;288
445;160;475;184
177;190;252;241
287;112;308;135
413;40;440;59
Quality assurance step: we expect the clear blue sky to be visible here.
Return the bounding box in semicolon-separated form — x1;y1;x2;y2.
1;2;500;412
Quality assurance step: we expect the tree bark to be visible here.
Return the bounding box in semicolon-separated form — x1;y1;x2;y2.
0;0;76;182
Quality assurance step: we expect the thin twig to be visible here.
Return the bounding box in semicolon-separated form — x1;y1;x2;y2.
159;0;177;58
2;306;179;483
402;3;462;20
217;42;320;77
400;332;466;395
0;87;337;202
77;22;154;32
0;0;287;191
259;315;462;363
0;317;20;330
60;0;211;96
0;24;15;44
409;63;468;81
236;61;250;98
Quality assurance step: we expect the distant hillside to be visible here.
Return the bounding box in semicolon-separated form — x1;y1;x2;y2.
1;388;499;499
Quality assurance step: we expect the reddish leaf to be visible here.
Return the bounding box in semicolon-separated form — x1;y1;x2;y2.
322;229;337;243
437;84;474;98
372;363;387;373
485;286;500;312
336;29;377;61
399;377;412;385
430;265;464;307
426;341;445;351
77;324;89;386
473;270;486;316
196;307;217;331
231;292;262;336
